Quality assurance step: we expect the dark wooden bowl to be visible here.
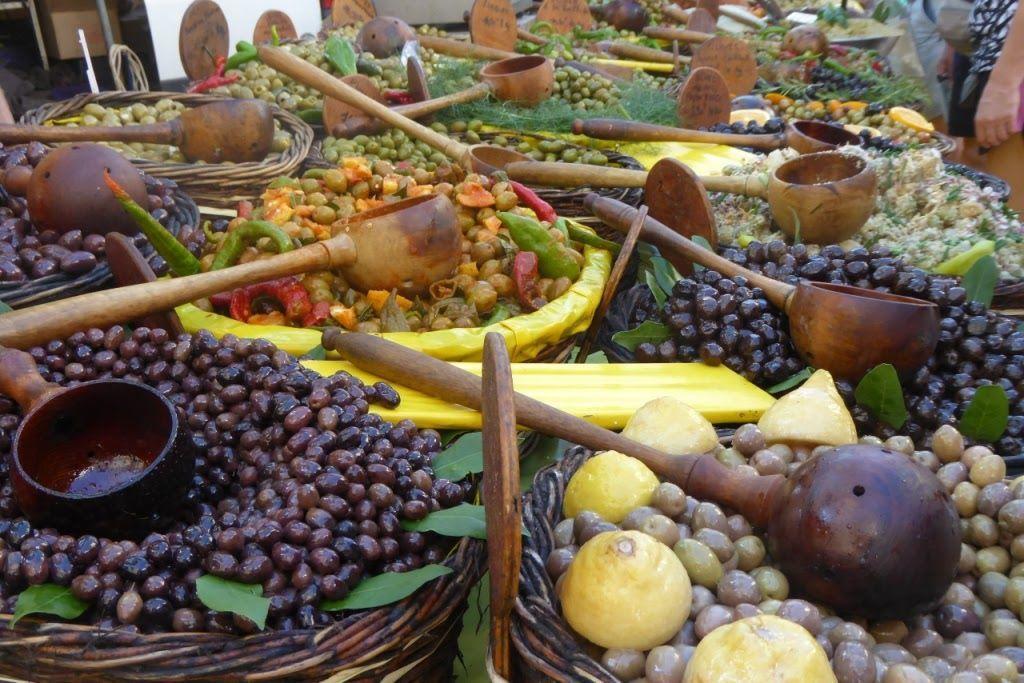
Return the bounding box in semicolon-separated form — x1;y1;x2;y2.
10;379;194;536
788;120;862;153
479;55;555;107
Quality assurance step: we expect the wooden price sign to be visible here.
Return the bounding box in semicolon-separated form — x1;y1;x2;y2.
691;35;757;96
178;0;229;81
696;0;721;19
253;10;298;45
331;0;376;27
469;0;518;52
322;75;383;137
687;7;717;34
536;0;594;33
645;159;717;275
676;65;731;129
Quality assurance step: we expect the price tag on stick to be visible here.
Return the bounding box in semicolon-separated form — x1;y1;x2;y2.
691;35;757;96
253;10;298;45
676;65;731;129
179;0;229;81
332;0;376;27
696;0;721;19
687;7;717;34
536;0;595;33
469;0;518;51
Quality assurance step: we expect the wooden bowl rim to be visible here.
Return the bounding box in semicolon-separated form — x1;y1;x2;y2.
801;280;939;309
790;119;861;148
479;55;551;80
772;150;870;186
343;192;448;226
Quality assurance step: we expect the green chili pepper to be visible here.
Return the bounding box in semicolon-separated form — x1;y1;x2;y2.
226;41;258;70
297;108;323;125
484;303;512;326
498;212;581;280
567;221;621;254
268;176;300;189
103;170;200;276
553;217;570;243
211;221;294;270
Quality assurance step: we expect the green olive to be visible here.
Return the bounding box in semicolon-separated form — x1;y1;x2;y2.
673;539;723;588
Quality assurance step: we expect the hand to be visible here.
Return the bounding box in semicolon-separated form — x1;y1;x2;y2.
975;76;1022;148
938;44;954;81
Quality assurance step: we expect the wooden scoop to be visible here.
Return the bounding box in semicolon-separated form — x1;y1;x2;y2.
0;232;356;350
0;347;195;537
322;330;960;619
325;54;554;137
0;100;275;163
585;190;940;381
573;117;863;154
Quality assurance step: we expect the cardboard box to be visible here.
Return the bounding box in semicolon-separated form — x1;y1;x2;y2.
39;0;121;60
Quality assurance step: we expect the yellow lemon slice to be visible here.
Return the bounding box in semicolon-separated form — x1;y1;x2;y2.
843;123;882;137
889;106;935;132
730;109;771;125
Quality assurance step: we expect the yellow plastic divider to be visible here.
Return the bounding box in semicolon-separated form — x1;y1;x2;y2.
302;360;775;430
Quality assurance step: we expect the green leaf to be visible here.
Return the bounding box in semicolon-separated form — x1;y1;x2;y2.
11;584;88;626
690;237;711;273
195;575;270;629
963;255;999;306
325;36;357;76
766;367;813;394
959;385;1009;442
611;321;672;352
519;434;564;493
302;344;327;360
650;256;681;296
854;363;908;430
432;432;483;481
440;430;468;447
645;270;667;307
321;564;453;611
0;299;11;314
402;503;488;539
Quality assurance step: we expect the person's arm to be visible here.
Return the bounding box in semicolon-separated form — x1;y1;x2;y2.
975;2;1024;148
0;87;13;125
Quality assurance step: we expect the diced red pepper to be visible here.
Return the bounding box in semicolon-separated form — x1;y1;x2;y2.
384;90;415;105
513;251;544;311
302;301;332;327
228;277;312;324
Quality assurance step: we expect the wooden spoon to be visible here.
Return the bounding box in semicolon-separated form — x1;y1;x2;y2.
418;33;520;61
321;330;960;619
584;189;940;381
0;100;275;163
573;117;863;154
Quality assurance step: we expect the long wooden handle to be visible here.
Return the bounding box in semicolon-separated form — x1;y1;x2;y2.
644;26;713;43
607;41;678;64
0;348;63;412
418;34;519;60
481;333;520;681
504;160;648;188
661;3;690;23
697;173;770;198
0;235;356;350
719;4;768;28
393;82;492;118
0;121;177;146
517;27;546;45
573;118;782;149
258;46;471;163
584;194;794;309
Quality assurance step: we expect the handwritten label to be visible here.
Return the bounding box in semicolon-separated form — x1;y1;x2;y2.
691;36;757;96
332;0;376;27
676;66;731;128
696;0;721;19
178;0;229;81
469;0;518;51
253;10;297;44
687;7;717;34
536;0;594;33
645;159;717;273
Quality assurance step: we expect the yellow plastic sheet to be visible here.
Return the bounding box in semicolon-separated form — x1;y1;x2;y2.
301;360;775;430
177;245;611;362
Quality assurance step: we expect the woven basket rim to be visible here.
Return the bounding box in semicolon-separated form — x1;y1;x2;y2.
20;92;312;195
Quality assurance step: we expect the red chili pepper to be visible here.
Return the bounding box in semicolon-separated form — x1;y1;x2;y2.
302;301;332;327
228;277;312;323
383;90;415;105
872;60;884;73
188;56;239;93
210;291;232;309
509;181;558;223
512;251;544;311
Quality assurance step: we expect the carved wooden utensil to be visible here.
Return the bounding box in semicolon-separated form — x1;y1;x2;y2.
321;330;961;619
0;100;275;163
584;189;940;381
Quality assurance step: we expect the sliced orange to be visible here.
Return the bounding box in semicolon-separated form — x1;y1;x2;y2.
764;92;785;104
730;109;772;125
807;101;825;112
888;106;935;133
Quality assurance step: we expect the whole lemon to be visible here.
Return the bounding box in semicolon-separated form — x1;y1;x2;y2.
560;530;692;650
684;615;837;683
622;396;719;455
563;451;660;523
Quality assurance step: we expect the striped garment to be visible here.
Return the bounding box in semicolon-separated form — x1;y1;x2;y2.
969;0;1019;74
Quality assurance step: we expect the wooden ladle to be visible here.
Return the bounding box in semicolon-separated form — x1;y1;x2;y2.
585;189;940;381
0;347;194;536
573;117;863;154
0;100;275;163
326;54;555;138
322;330;961;619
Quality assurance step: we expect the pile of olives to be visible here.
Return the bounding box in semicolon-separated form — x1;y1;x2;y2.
553;66;622;111
549;424;1024;682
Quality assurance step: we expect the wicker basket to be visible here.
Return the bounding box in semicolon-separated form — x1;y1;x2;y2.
0;180;198;309
0;537;484;681
21;92;313;208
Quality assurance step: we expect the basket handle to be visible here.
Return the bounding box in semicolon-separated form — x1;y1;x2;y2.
482;332;521;680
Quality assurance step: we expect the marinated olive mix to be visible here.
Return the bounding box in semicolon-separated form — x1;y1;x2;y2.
0;143;179;283
551;424;1024;682
0;327;468;633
